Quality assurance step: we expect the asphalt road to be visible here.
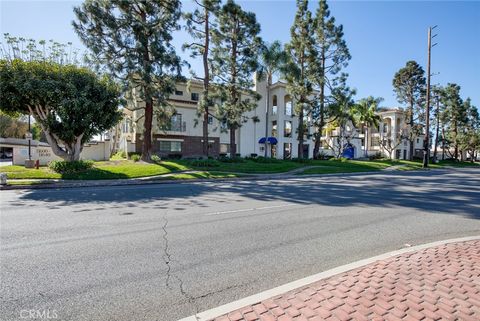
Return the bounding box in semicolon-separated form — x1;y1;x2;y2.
1;168;480;321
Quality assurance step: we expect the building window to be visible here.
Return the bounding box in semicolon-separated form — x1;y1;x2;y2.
416;138;420;144
123;119;130;133
208;116;213;125
175;90;183;96
168;114;184;132
272;121;277;137
159;141;182;152
191;93;199;101
272;95;278;115
284;120;292;137
285;95;292;116
283;143;292;159
220;119;228;130
371;136;380;147
220;143;229;154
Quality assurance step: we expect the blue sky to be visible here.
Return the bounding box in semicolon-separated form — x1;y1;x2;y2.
1;0;479;109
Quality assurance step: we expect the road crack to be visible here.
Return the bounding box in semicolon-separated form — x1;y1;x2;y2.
161;216;200;320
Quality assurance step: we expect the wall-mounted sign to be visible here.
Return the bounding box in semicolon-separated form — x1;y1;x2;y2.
37;148;51;158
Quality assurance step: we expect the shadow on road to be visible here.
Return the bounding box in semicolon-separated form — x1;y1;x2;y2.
10;168;480;220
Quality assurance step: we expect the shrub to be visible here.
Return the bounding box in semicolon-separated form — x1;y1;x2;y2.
369;152;382;160
111;150;127;160
188;159;220;167
49;160;94;173
315;151;330;160
151;155;161;163
167;153;182;160
251;156;281;163
131;154;141;162
218;156;245;163
291;157;313;164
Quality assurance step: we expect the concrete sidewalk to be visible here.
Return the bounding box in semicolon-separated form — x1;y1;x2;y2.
193;239;480;321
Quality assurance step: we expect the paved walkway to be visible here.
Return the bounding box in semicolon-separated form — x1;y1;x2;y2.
210;240;480;321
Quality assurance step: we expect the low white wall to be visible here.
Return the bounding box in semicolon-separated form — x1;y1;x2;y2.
6;141;111;166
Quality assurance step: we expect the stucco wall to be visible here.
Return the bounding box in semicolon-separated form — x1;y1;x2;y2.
4;141;111;165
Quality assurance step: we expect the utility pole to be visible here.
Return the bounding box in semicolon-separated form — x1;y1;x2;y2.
423;25;437;168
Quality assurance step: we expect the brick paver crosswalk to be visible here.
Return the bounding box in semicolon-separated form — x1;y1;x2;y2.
210;240;480;321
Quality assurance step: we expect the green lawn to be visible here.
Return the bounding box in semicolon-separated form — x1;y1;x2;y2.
156;171;244;180
300;159;394;175
1;165;62;179
2;160;189;180
2;157;477;181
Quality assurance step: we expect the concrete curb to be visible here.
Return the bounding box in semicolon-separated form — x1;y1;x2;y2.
177;235;480;321
0;168;413;191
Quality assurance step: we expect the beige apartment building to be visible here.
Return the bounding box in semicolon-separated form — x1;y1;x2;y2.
117;77;424;160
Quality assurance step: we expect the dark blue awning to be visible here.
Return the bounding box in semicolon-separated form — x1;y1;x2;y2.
258;137;278;145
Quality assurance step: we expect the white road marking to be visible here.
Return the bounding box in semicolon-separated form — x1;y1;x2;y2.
204;203;298;216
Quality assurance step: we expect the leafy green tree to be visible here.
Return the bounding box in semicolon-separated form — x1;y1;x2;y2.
458;98;479;162
0;112;29;139
311;0;351;158
0;33;81;65
0;59;122;161
73;0;183;161
284;0;316;159
324;84;356;158
440;83;467;160
211;0;262;156
257;41;287;157
392;60;426;160
184;0;221;157
352;96;382;157
430;85;445;161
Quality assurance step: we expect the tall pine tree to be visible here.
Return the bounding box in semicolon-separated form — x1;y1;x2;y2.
440;83;467;160
311;0;351;158
284;0;316;159
392;61;426;160
73;0;183;161
184;0;221;157
211;0;262;157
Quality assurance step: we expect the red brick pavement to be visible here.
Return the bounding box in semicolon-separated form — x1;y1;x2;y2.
210;240;480;321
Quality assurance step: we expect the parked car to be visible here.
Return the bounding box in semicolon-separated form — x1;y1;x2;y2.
0;150;13;159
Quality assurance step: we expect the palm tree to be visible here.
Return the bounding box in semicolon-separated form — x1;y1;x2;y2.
257;41;287;157
352;96;382;158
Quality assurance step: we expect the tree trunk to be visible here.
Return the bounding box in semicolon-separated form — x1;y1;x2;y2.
297;100;305;159
441;126;445;160
453;121;458;160
39;122;85;162
202;105;209;157
364;126;368;158
202;7;210;157
433;101;440;162
264;77;270;158
314;52;326;159
139;9;152;162
229;127;236;157
408;103;414;161
141;97;153;162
